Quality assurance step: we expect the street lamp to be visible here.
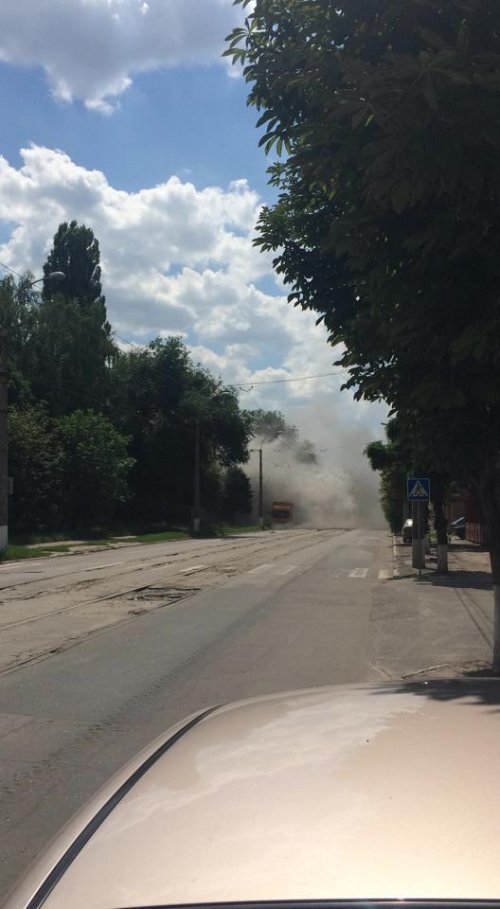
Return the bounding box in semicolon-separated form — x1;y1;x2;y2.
27;271;66;289
0;270;66;550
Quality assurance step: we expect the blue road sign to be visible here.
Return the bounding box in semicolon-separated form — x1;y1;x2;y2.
407;477;430;501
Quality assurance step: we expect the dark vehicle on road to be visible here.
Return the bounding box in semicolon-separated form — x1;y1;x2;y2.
5;682;500;908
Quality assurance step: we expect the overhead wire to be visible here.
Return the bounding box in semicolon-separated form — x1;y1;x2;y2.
0;262;25;280
114;332;349;387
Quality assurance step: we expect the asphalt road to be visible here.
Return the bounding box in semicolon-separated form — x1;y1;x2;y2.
0;527;491;899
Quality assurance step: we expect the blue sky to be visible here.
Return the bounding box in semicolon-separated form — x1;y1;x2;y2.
0;0;386;521
0;61;270;196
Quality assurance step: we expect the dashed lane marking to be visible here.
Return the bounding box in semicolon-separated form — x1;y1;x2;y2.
247;563;273;575
349;568;369;578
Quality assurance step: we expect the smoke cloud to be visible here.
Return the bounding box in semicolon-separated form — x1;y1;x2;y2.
248;397;388;529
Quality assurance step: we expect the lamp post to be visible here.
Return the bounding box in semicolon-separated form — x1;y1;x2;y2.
193;414;201;534
0;270;65;550
28;271;66;290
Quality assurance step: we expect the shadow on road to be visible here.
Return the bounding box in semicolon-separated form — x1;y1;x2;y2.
418;569;492;591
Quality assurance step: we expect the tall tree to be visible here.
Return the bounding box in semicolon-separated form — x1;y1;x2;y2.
227;0;500;668
34;222;114;414
43;221;104;307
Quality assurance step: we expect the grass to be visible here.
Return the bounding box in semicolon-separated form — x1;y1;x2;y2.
218;524;262;535
1;523;264;562
71;539;112;547
113;530;191;544
0;543;73;561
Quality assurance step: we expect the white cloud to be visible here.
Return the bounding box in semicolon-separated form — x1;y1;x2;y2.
0;0;242;111
0;145;387;521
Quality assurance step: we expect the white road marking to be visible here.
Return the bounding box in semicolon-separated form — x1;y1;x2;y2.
180;564;206;575
85;562;121;571
349;567;369;578
378;568;391;580
247;563;273;575
276;565;297;576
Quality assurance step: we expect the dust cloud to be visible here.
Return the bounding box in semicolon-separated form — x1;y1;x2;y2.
248;401;387;530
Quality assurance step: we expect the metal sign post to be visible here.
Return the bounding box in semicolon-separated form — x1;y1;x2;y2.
407;477;430;574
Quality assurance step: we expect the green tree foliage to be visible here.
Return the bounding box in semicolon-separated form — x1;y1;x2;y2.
365;428;407;535
249;409;317;462
43;221;104;308
53;410;133;530
227;0;500;410
0;276;38;406
250;408;294;443
30;297;114;415
227;0;500;662
222;466;253;523
0;225;255;535
111;338;253;525
35;221;114;415
9;406;62;532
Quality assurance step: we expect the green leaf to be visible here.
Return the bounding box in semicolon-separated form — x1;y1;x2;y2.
424;74;438;110
419;26;447;51
391;181;411;214
351;108;367;129
456;19;471;54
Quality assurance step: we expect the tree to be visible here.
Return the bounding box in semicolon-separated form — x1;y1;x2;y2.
249;409;317;461
111;338;253;526
33;222;114;415
250;409;296;443
8;405;62;532
222;466;253;524
227;0;500;668
53;410;133;530
43;221;104;307
31;297;114;415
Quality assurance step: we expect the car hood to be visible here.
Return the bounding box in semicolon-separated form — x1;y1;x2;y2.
10;681;500;908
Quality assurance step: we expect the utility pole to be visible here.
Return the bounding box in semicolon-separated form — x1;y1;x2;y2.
193;413;201;533
250;447;264;528
258;447;263;530
0;329;7;550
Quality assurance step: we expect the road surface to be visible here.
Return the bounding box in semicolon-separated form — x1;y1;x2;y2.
0;527;491;898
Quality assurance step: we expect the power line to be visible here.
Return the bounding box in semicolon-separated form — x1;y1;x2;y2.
114;332;143;349
0;262;25;281
114;332;349;387
233;369;348;387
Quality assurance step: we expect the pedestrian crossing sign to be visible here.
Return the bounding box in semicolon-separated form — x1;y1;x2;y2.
407;477;430;501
